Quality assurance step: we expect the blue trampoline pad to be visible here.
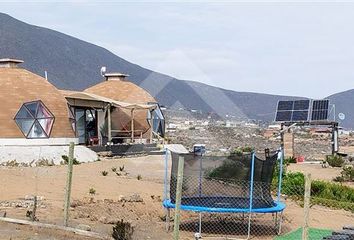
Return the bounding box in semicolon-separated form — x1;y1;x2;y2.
163;197;286;213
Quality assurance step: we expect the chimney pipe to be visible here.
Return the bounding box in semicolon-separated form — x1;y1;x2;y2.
0;58;24;68
104;72;129;81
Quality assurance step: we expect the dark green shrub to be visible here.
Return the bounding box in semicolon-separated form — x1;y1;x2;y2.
61;155;80;165
206;160;245;179
282;172;305;196
284;156;297;164
279;171;354;212
342;166;354;182
230;146;254;156
112;219;134;240
326;155;344;167
89;188;96;195
101;171;108;176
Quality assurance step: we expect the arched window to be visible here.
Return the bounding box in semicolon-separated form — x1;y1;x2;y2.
14;100;55;138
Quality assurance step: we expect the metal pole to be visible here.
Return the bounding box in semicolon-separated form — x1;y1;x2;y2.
247;152;256;239
302;173;312;240
164;149;170;232
63;142;75;227
107;105;112;143
131;109;135;142
173;155;185;240
164;149;169;201
277;147;284;203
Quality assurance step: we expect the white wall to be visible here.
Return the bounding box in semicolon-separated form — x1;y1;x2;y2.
0;145;98;165
0;138;79;146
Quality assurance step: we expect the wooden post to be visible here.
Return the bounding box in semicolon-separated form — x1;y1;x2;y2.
31;196;37;221
149;116;153;143
173;155;185;240
64;142;75;227
302;173;311;240
131;109;135;142
107;105;112;143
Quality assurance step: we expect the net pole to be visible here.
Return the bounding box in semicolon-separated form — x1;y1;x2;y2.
277;147;284;203
198;154;203;196
247;152;255;239
198;153;203;237
173;155;185;240
164;149;169;201
164;149;170;232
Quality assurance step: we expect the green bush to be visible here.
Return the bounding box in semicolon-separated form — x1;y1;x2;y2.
342;166;354;182
333;166;354;182
280;171;354;212
326;155;344;167
231;146;254;156
284;156;297;164
206;160;245;179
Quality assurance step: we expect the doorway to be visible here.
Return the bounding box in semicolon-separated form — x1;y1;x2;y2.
75;108;98;145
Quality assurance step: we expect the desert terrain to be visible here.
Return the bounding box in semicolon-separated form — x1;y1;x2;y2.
0;155;353;240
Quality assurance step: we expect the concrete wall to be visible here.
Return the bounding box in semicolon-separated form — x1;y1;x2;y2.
0;145;98;165
0;138;79;146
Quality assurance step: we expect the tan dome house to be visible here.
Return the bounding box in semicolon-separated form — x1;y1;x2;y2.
0;59;97;164
84;73;165;143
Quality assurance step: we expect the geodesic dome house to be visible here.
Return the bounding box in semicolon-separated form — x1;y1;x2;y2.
0;59;98;165
0;59;76;144
85;73;165;142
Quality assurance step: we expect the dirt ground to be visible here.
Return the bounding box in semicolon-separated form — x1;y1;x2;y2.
288;162;354;187
0;155;353;240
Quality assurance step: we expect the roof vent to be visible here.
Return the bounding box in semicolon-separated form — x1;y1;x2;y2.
0;58;24;68
104;72;129;81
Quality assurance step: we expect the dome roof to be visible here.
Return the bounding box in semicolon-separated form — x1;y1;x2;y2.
84;77;156;104
84;75;156;137
0;67;75;138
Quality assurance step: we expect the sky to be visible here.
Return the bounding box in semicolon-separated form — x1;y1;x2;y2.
1;1;354;98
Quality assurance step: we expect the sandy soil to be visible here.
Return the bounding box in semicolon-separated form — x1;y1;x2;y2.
288;162;354;187
287;163;342;181
0;155;353;240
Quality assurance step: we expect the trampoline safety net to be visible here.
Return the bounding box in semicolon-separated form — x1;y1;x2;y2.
168;151;279;210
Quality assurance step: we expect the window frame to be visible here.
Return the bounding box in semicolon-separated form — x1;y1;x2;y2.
14;100;55;139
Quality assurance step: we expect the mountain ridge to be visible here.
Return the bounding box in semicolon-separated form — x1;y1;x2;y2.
0;13;353;128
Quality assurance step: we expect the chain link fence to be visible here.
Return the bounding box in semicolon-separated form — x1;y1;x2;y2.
165;153;354;240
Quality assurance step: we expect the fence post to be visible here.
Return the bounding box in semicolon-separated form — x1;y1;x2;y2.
63;142;75;227
173;155;185;240
302;173;312;240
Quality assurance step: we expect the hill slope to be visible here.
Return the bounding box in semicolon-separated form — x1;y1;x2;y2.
0;13;353;128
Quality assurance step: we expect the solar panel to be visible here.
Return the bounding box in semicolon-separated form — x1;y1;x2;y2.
277;101;294;111
294;100;310;110
292;110;309;121
311;100;329;121
275;100;310;122
275;111;292;122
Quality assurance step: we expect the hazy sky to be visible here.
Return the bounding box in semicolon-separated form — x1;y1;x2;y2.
1;1;354;98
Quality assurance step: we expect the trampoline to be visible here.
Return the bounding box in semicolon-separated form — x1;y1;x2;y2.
163;147;286;239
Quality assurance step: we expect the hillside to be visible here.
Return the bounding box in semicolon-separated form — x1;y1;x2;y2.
0;13;353;128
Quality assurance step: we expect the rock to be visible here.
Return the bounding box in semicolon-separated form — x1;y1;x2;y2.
118;195;126;202
24;195;34;200
76;224;91;232
103;199;114;204
70;199;83;208
89;215;98;221
127;193;143;203
98;216;108;224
